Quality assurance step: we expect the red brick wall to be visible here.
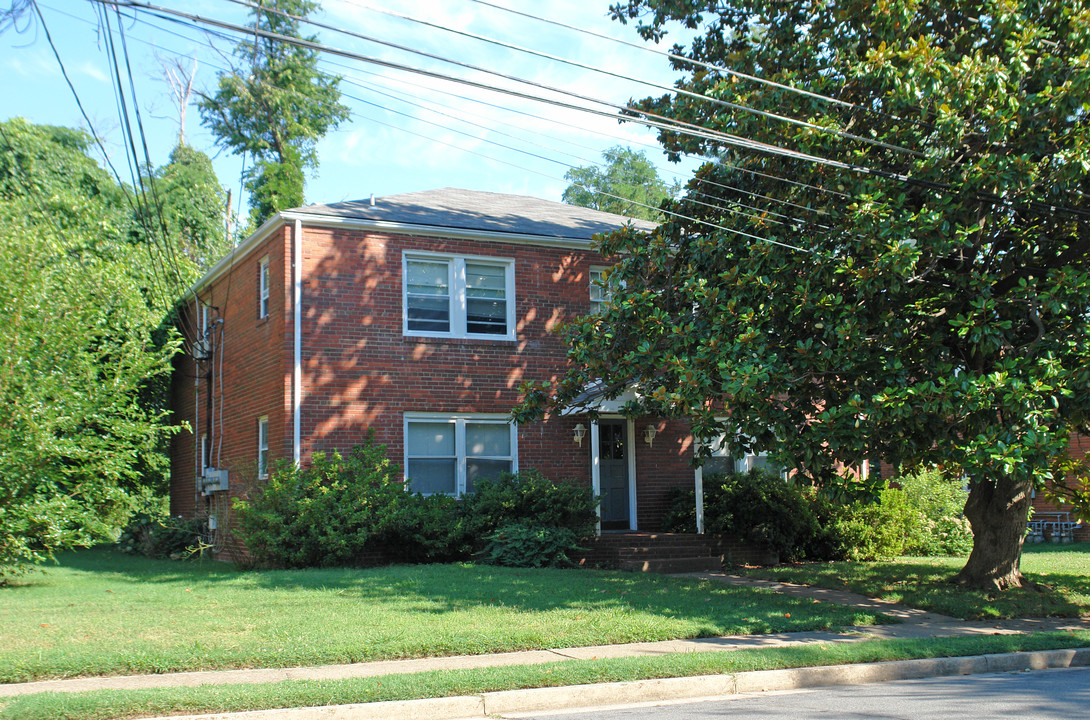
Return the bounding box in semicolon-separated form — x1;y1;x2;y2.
170;221;706;539
634;417;697;531
169;226;291;556
295;226;600;478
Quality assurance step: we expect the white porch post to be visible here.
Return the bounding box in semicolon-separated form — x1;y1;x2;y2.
590;419;601;535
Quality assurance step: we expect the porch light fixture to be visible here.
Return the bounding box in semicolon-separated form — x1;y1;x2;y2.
644;424;657;447
573;423;587;447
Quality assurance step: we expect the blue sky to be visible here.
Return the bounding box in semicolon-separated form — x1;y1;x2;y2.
1;0;702;213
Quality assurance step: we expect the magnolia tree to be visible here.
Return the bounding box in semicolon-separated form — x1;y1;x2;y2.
516;0;1090;589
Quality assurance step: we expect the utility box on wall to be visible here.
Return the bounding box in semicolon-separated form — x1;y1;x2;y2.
201;468;229;494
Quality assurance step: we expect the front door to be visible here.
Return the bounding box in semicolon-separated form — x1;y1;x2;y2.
598;420;630;530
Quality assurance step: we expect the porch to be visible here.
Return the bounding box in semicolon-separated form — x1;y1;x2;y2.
573;532;778;573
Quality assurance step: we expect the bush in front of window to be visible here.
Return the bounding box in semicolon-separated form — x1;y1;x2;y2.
233;439;405;568
481;522;584;568
463;470;598;540
465;470;597;568
380;493;472;564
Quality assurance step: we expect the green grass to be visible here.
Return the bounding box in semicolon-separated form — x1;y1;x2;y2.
741;542;1090;620
3;631;1087;720
0;549;884;683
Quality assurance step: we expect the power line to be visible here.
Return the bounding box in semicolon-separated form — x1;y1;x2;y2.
335;0;927;160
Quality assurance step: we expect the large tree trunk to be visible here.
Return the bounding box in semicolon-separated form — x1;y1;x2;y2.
952;474;1034;590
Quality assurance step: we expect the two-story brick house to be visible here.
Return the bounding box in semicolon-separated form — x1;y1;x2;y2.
171;188;750;556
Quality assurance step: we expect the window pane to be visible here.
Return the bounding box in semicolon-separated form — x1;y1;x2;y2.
408;295;451;332
407;422;455;456
749;454;784;477
407;459;456;494
704;456;733;476
466;423;510;457
466;263;506;298
466;298;506;334
407;261;449;294
466;459;511;493
407;260;451;332
466;263;507;334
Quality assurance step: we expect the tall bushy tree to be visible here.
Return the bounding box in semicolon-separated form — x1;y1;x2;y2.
0;118;178;577
198;0;349;227
562;145;675;221
136;143;231;281
517;0;1090;589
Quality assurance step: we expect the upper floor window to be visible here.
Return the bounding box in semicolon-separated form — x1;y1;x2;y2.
403;253;514;339
589;266;615;314
259;257;270;319
404;414;516;496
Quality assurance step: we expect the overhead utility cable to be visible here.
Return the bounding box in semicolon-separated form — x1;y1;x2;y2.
333;0;925;159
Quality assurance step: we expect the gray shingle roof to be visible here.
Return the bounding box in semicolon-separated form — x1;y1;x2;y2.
299;188;657;241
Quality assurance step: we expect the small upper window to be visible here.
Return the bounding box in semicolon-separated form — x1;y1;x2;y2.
259;258;270;319
589;267;614;314
403;253;514;339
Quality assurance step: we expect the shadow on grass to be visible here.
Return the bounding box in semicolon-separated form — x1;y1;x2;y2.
42;548;879;635
753;550;1090;620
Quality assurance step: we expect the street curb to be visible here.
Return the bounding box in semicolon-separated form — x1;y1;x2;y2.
138;647;1090;720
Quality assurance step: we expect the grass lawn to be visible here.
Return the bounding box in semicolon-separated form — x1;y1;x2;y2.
4;631;1087;720
741;542;1090;620
0;549;885;683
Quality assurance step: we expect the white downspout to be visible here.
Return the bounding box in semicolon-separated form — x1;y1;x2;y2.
293;218;302;466
695;465;705;534
590;420;601;535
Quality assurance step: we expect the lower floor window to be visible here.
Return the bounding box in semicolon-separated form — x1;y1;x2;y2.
704;434;786;478
405;415;516;496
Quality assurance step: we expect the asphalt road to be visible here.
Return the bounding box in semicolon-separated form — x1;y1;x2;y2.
503;667;1090;719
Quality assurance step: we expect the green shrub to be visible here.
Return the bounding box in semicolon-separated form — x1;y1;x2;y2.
831;488;914;561
702;469;822;562
381;493;472;563
481;521;583;568
232;439;404;568
117;512;208;559
896;468;973;556
463;470;598;539
660;487;698;534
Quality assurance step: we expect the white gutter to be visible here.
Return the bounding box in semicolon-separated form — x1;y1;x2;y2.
293;218;302;466
185;211;604;298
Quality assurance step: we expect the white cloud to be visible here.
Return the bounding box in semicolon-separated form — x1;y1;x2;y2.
78;61;108;83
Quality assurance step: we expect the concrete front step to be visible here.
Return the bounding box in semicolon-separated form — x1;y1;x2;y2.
618;556;723;574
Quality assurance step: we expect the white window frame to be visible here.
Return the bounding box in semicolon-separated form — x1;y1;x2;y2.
589;266;614;315
259;256;270;319
403;413;518;496
200;302;212;339
402;252;516;340
257;416;269;478
704;429;787;479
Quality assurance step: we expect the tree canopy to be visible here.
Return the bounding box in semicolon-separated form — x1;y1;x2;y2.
198;0;349;228
0;118;179;577
562;145;676;221
517;0;1090;589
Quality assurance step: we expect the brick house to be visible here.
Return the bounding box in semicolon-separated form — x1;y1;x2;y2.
170;188;756;558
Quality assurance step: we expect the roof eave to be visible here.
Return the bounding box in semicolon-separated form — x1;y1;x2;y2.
185;210;600;299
